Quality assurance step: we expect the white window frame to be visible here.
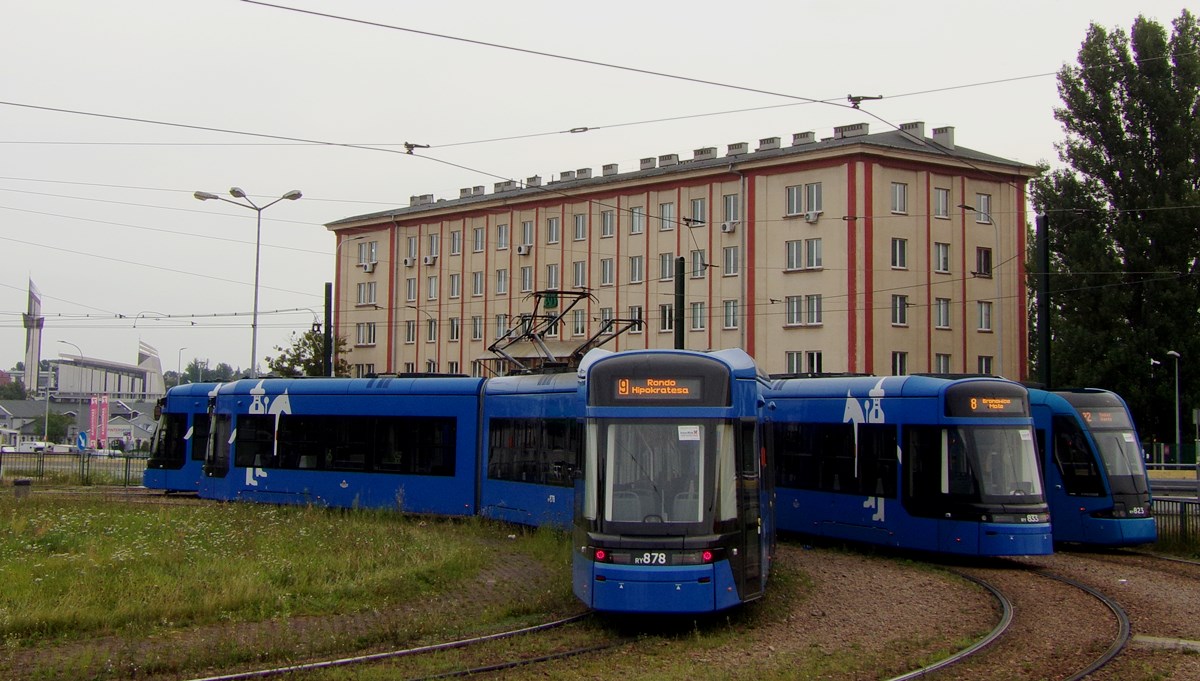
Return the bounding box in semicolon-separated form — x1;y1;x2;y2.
629;255;644;284
600;258;614;286
574;214;587;241
659;202;675;231
497;224;510;250
723;246;739;276
934;188;950;219
601;210;615;238
934;242;950;273
723;300;738;329
546;217;560;244
690;301;705;330
630;207;645;235
891;238;908;269
892;295;909;326
934;297;951;329
978;301;993;331
891;182;908;214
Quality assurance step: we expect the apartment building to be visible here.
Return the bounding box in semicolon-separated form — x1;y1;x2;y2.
326;121;1037;379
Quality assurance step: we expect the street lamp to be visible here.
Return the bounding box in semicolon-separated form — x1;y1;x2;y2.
177;347;188;387
194;187;302;378
58;340;83;357
1168;350;1181;452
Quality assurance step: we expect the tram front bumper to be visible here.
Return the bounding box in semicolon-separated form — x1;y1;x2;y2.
588;561;740;613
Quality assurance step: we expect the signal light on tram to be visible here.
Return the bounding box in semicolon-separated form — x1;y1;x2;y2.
594;549;607;561
702;550;713;563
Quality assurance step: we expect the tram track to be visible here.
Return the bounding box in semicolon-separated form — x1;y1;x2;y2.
900;559;1128;680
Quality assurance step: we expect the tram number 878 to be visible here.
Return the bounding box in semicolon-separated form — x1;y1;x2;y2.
635;552;667;565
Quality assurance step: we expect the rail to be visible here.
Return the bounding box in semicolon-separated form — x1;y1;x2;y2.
0;450;148;487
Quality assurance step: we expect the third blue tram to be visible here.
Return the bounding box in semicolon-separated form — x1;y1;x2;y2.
572;348;775;613
1028;388;1156;546
764;375;1053;556
145;382;220;493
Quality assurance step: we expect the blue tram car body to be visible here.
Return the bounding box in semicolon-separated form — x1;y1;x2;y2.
573;348;775;614
765;375;1052;556
145;382;220;493
198;376;485;516
1028;388;1156;546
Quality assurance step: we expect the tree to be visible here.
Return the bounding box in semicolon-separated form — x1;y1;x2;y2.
0;379;26;400
265;330;351;377
38;412;73;443
1030;10;1200;444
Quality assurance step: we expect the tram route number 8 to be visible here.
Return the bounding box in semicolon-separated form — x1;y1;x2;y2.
635;552;667;565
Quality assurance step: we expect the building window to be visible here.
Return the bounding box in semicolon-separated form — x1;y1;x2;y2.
805;295;822;325
496;268;508;294
353;363;375;378
786;241;802;270
573;309;586;336
449;317;460;342
407;236;418;260
806;183;822;213
786;185;803;215
978;301;993;331
891;351;908;376
723;300;738;329
520;266;533;292
601;210;615;237
659;252;674;280
426;275;438;300
356;281;376;305
404;320;416;344
629;255;644;283
574;214;587;241
356;322;377;346
630;207;645;234
690;198;706;225
406;277;417;302
600;307;614;329
786;295;822;325
404;362;416;374
975;194;992;223
426;319;437;343
449;230;462;255
690;302;705;330
935;353;952;373
472;316;483;341
786;296;803;325
447;361;460;374
659;304;674;332
546;263;559;289
629;306;643;333
448;273;460;299
600;258;614;286
358;240;378;265
497;224;510;250
934;297;951;329
934;242;950;273
573;260;586;288
723;194;740;222
892;295;909;326
805;238;823;269
934;188;950;219
806;351;823;373
691;249;706;278
495;314;508;339
659;202;675;231
473;227;485;253
472;271;484;297
978;355;994;374
426;359;437;373
891;182;908;214
786;351;802;374
546;217;560;244
976;247;993;278
891;238;908;269
723;246;739;276
519;221;532;246
428;233;440;257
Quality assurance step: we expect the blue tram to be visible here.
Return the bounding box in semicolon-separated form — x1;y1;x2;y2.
765;375;1052;556
145;382;220;493
1028;388;1156;546
572;348;774;614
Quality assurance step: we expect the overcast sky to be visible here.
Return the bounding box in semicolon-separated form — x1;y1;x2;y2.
0;0;1189;376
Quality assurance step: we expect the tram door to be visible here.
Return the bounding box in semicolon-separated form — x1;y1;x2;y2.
737;419;765;599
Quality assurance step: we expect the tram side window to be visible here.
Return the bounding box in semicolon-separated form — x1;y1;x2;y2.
1051;415;1105;496
904;426;945;514
857;424;898;498
208;414;232;475
275;415;457;476
488;418;582;487
235;414;276;468
375;417;456;476
773;422;894;496
192;414;212;462
151;414;188;466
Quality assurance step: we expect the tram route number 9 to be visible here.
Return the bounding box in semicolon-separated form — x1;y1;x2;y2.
634;552;667;565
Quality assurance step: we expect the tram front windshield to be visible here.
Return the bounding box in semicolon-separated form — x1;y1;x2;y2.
1088;427;1149;494
585;418;737;527
944;426;1044;502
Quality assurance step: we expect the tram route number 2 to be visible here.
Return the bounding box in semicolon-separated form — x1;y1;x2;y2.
634;552;667;565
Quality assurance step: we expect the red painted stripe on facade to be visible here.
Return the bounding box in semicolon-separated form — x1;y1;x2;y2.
746;175;756;357
925;172;933;371
959;177;968;373
387;225;398;373
846;162;857;373
863;163;874;374
1016;181;1028;381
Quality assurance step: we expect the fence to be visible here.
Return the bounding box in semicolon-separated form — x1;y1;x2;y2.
1152;497;1200;547
0;450;148;487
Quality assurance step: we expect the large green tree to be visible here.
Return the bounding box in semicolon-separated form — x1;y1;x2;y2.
265;330;351;377
1030;10;1200;444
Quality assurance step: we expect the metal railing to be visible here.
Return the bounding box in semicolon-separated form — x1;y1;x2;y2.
1152;497;1200;546
0;451;148;487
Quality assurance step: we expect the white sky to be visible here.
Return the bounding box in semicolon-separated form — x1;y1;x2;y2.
0;0;1189;375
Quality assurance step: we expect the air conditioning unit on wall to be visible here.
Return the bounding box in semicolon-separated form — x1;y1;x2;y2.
362;261;377;273
402;257;415;268
423;255;437;266
516;244;532;256
720;221;737;234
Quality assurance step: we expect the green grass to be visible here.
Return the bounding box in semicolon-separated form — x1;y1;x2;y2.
0;496;567;647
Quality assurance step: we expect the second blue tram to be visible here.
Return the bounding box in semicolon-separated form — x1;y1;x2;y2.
1028;388;1156;546
145;382;220;493
572;348;774;614
765;375;1052;556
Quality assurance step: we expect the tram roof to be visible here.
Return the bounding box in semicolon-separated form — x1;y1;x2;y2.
214;376;486;397
764;374;1022;398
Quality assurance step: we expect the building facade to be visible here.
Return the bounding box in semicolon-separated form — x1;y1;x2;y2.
326;122;1036;379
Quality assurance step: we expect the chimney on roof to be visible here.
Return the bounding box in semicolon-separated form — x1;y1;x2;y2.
791;131;815;146
757;137;780;151
459;188;473;199
727;142;748;156
472;186;485;196
658;153;679;167
576;168;592;179
603;163;619;176
900;121;926;143
526;175;542;187
833;123;869;139
932;126;955;150
640;157;656;170
693;147;717;161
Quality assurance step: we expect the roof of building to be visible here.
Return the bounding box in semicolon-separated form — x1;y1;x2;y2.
327;124;1038;228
